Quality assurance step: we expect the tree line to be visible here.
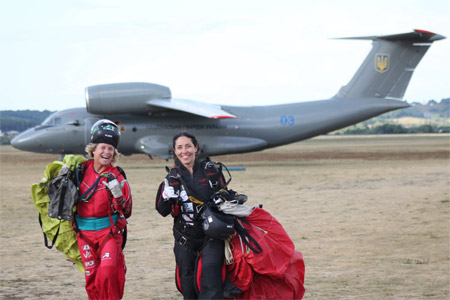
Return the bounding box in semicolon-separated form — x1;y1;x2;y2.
332;123;449;135
1;110;55;132
330;99;449;135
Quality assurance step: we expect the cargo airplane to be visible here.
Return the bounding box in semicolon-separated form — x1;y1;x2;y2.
11;29;445;160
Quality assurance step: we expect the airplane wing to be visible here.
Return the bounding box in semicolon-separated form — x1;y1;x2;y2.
148;98;236;119
85;82;236;118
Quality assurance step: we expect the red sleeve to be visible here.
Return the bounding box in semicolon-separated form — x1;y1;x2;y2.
112;170;132;218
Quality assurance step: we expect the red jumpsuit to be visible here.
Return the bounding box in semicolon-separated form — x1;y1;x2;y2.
76;160;132;300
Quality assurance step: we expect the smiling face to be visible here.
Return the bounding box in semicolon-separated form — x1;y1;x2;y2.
174;135;198;171
92;143;115;173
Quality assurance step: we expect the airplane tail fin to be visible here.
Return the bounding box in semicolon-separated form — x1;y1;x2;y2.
334;29;445;100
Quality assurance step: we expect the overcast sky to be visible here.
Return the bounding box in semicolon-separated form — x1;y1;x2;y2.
1;0;449;111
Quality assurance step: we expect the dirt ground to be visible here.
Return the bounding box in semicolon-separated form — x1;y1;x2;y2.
0;134;449;300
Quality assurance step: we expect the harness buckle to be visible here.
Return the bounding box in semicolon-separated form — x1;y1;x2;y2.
196;204;204;215
179;236;188;246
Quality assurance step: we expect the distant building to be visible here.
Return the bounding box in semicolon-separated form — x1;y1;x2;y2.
6;130;20;136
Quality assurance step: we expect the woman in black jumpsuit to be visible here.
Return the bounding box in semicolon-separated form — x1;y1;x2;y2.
155;132;226;300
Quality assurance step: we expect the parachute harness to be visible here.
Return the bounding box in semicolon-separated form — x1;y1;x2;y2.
78;172;115;202
167;160;234;216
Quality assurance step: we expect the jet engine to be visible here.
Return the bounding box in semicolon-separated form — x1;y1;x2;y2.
85;82;171;114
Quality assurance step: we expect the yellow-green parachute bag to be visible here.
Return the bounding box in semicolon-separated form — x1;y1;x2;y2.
31;155;86;272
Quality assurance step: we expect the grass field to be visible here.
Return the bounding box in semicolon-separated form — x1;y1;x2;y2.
0;134;449;299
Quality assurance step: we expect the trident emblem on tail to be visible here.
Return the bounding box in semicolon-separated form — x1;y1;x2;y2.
375;53;390;73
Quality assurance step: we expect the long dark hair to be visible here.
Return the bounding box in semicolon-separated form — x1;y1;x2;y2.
172;131;199;166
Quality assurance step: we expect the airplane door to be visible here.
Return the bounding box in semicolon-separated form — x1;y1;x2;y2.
84;118;101;145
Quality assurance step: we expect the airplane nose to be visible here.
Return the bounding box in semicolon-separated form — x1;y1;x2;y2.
10;135;19;148
11;128;37;151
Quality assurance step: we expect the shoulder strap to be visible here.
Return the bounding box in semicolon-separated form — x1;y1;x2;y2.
202;161;233;203
116;166;127;179
234;217;262;254
202;160;221;191
38;215;61;249
75;163;86;187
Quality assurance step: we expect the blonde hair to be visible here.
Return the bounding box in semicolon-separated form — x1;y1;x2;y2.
85;143;120;164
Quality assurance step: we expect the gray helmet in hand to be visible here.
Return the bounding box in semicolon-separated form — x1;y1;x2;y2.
202;206;234;240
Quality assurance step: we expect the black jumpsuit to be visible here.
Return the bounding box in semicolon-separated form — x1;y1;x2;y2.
156;160;225;300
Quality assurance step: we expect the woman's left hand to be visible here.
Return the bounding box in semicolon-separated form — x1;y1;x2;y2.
102;179;126;198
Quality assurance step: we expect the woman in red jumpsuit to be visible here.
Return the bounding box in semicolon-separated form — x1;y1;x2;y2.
75;119;132;300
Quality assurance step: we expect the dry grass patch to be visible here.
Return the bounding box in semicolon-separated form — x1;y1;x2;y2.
1;134;449;299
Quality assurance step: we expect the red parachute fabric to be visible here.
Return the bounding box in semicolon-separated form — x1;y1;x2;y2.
243;207;295;276
226;236;253;291
227;207;305;299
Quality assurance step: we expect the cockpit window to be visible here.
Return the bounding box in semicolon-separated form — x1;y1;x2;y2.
42;116;61;126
